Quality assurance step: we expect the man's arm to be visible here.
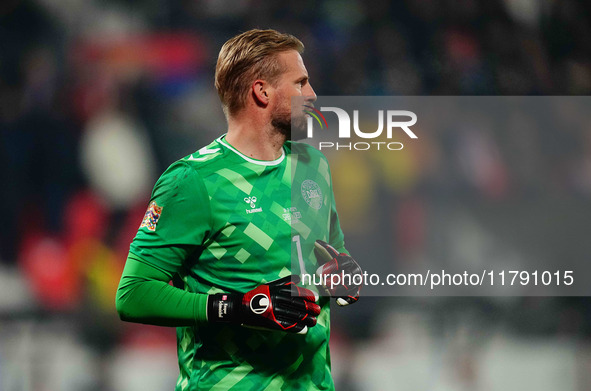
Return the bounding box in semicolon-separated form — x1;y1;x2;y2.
116;253;320;333
116;161;212;326
116;253;208;326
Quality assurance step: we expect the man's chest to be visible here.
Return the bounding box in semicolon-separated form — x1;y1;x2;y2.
196;165;332;272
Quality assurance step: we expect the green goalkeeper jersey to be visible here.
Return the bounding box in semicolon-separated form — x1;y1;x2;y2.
129;135;346;391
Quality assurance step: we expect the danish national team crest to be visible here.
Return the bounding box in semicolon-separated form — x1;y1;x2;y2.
140;201;163;232
301;180;323;210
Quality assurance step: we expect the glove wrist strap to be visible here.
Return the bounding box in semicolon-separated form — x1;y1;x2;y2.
207;293;239;323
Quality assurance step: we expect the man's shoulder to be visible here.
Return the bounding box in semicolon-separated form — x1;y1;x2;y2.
172;137;236;173
156;137;231;185
182;138;228;167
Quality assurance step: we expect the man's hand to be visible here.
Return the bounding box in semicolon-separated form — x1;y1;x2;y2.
314;240;363;306
207;275;320;334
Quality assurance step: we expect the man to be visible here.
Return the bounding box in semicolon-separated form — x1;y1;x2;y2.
116;29;361;390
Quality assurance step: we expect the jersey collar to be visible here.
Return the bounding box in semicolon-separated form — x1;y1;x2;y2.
217;135;286;166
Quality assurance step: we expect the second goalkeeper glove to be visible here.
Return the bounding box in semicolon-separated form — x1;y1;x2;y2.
314;240;363;306
207;275;320;334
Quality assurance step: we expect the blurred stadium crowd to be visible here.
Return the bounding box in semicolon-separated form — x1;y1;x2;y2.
1;0;591;390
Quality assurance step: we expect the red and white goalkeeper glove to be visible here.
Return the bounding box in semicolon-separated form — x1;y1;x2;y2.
207;275;320;334
314;240;363;306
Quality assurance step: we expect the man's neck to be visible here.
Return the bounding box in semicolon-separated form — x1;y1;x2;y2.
225;115;286;161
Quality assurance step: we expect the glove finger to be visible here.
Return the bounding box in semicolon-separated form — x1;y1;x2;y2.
331;277;363;296
296;325;309;335
289;284;318;302
275;294;321;316
274;306;318;327
275;320;308;334
342;256;363;275
318;256;363;289
314;240;339;262
318;255;363;276
275;297;320;320
315;240;340;257
317;259;340;276
275;317;315;334
273;284;318;303
336;295;359;306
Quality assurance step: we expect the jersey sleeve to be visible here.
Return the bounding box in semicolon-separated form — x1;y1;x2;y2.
116;253;208;325
129;160;213;274
325;156;349;255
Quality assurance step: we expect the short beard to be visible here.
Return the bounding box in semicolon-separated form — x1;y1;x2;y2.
271;110;308;141
271;115;291;140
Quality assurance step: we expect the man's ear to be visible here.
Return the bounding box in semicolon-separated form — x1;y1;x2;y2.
252;80;270;106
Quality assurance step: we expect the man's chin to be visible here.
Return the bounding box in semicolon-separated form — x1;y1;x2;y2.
271;120;308;141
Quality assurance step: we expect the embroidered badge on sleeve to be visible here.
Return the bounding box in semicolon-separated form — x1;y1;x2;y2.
140;201;163;231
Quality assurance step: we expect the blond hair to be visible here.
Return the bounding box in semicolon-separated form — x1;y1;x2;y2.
215;29;304;116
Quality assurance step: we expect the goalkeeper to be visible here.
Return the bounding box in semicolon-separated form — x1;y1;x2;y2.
116;29;362;391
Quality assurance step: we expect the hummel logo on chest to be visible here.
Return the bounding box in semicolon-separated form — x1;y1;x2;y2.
244;196;262;214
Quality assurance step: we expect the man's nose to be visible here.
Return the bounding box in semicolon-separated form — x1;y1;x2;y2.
304;83;317;103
